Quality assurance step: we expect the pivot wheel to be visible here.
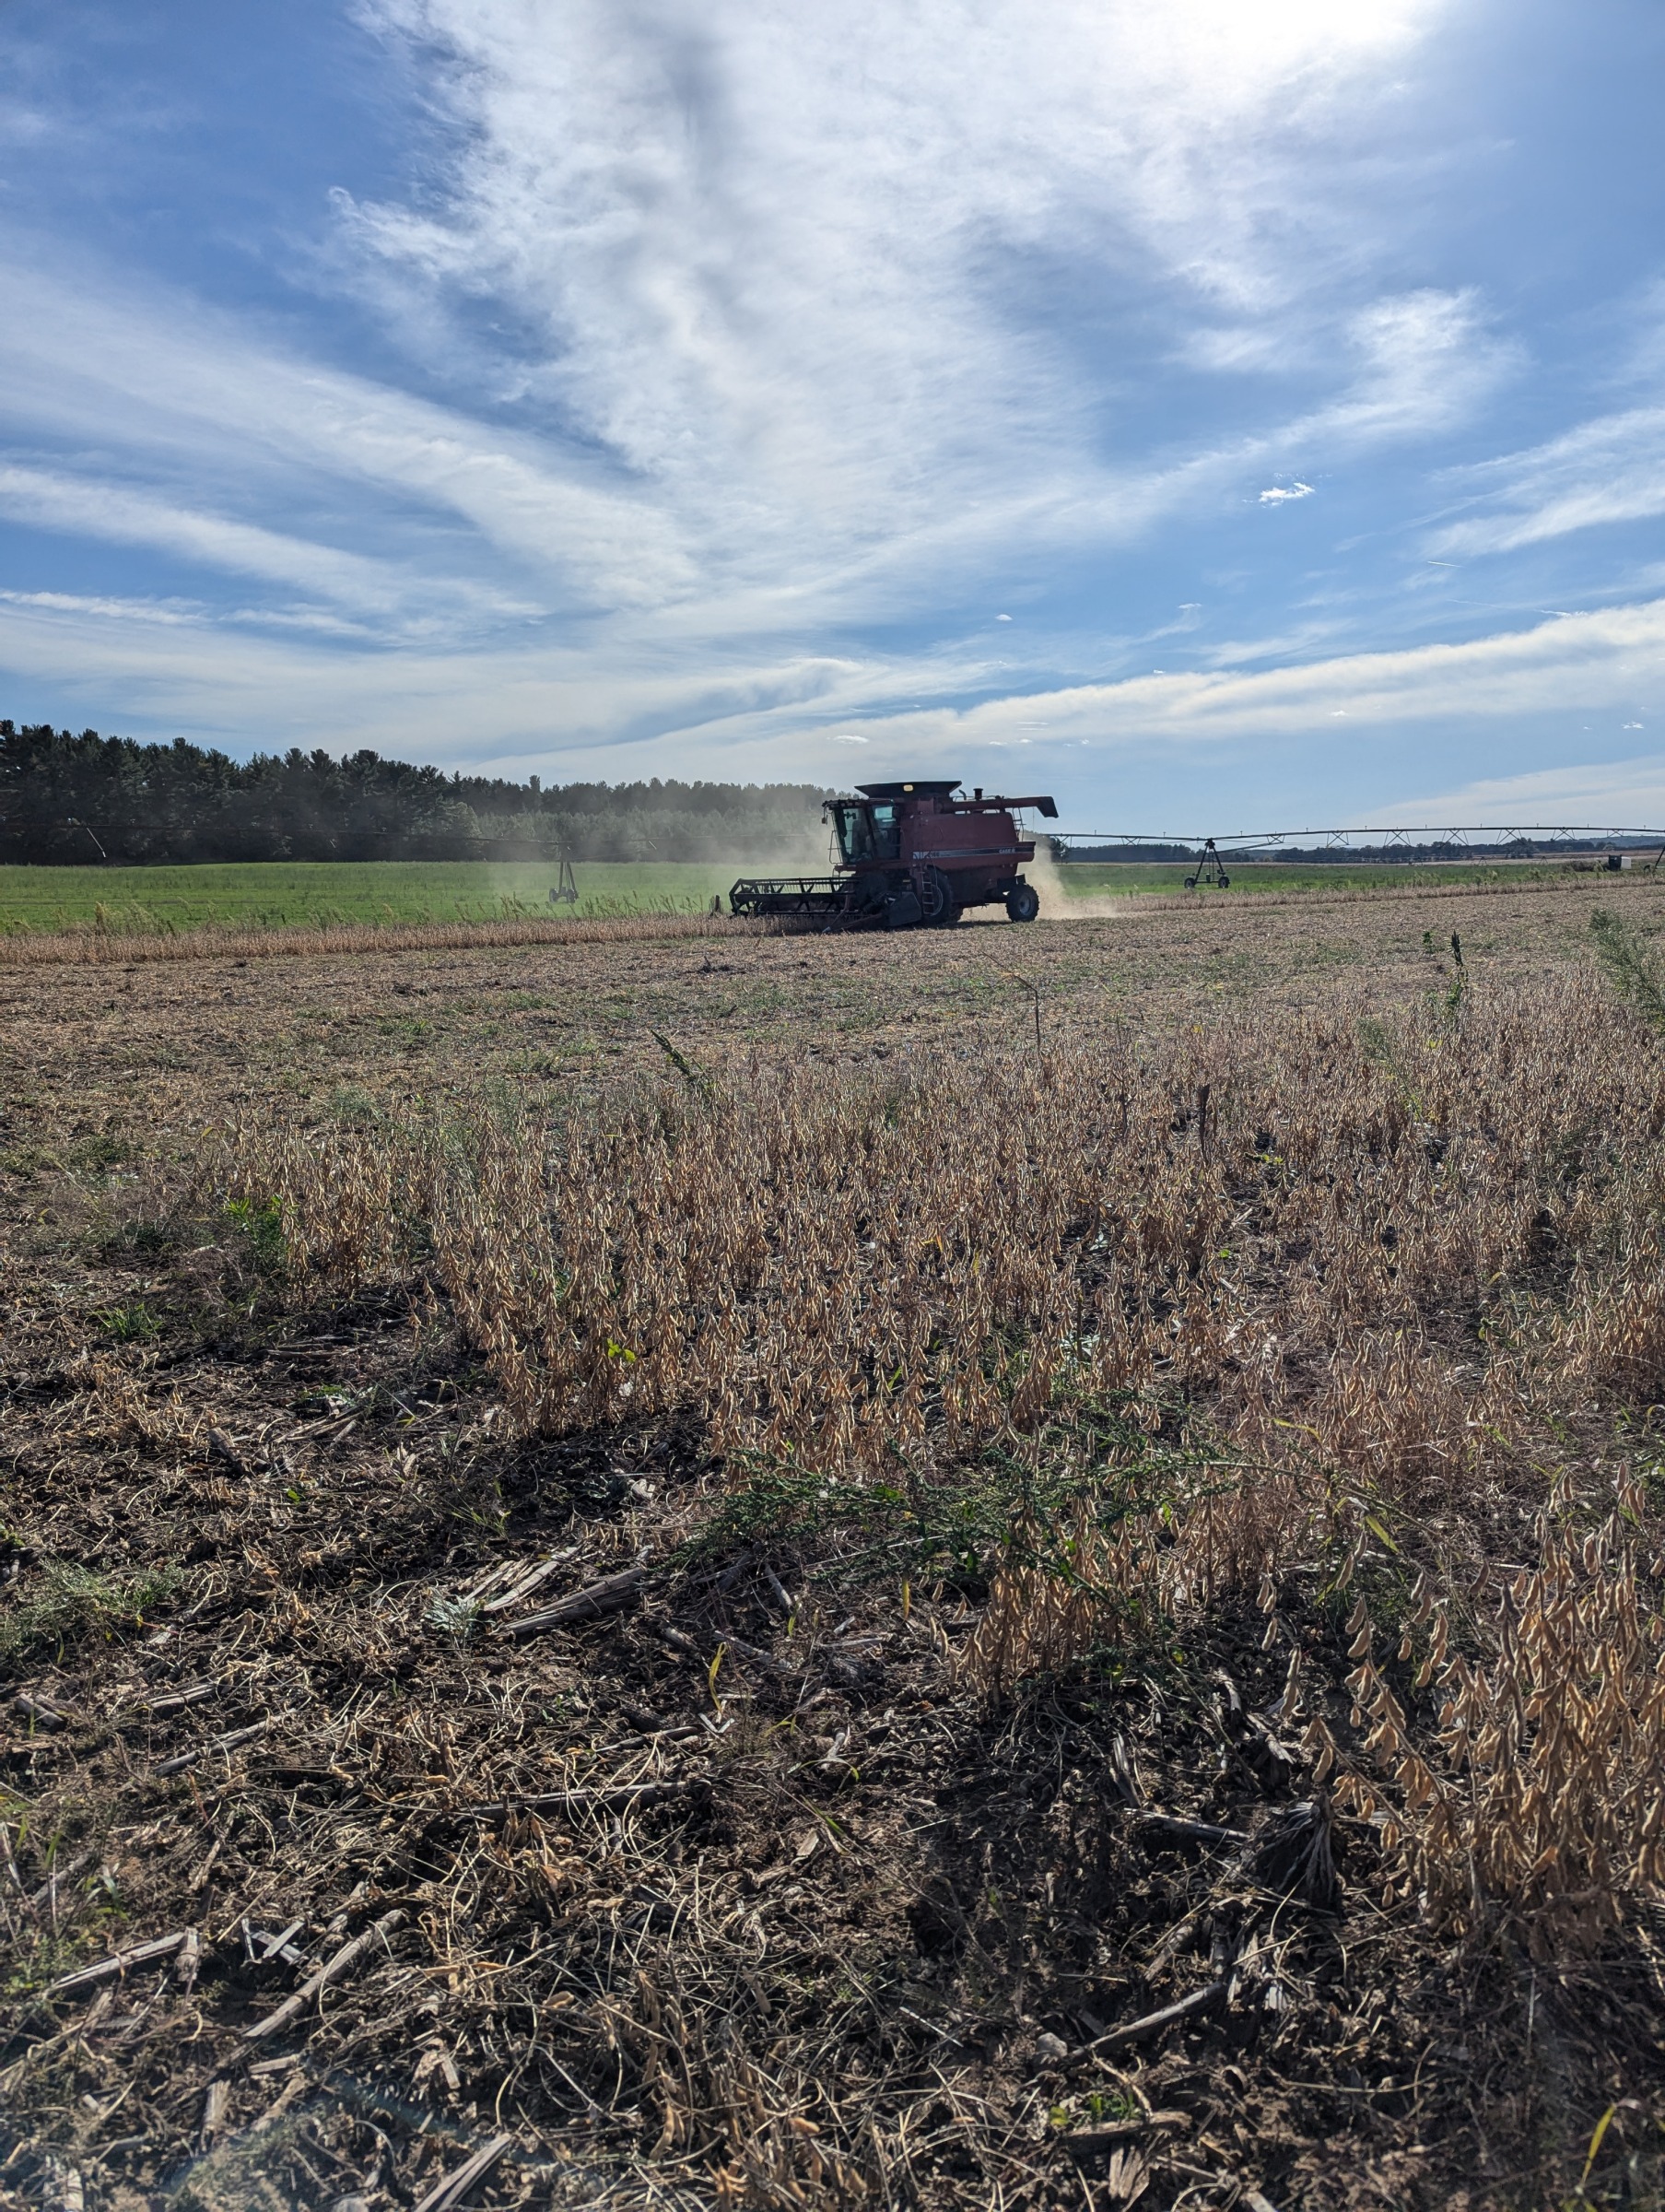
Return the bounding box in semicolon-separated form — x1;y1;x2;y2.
918;867;962;927
1005;881;1040;923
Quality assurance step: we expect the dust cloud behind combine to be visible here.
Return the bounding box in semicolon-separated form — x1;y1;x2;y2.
1024;835;1134;920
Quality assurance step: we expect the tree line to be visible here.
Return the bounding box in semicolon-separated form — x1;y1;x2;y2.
0;723;828;865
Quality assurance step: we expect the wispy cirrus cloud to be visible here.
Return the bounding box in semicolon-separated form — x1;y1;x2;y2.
0;238;1507;653
334;0;1476;595
694;598;1665;773
6;572;1662;812
0;463;416;612
0;0;1490;652
1366;753;1665;828
1428;406;1665;559
0;254;689;617
0;587;202;626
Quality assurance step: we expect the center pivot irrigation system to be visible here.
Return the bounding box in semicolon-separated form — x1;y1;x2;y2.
1053;825;1665;889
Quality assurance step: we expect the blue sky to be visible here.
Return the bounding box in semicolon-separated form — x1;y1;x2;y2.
3;0;1665;832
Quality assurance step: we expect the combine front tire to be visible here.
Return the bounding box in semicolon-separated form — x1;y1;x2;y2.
918;867;962;928
1005;882;1040;923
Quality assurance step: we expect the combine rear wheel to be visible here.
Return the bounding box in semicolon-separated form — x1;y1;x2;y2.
1005;881;1040;923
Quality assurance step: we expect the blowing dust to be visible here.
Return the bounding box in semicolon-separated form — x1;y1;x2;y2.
1024;840;1133;921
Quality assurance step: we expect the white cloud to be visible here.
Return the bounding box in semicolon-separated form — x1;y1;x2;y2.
1317;290;1510;442
649;596;1665;780
358;0;1447;428
0;0;1552;782
334;0;1468;587
7;566;1662;806
0;100;53;147
0;255;689;614
0;581;904;768
0;588;201;626
0;244;1504;673
1021;598;1665;746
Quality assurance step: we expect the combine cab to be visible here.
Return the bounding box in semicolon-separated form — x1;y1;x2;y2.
730;780;1058;929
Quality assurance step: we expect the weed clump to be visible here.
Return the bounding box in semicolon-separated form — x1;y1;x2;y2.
1591;906;1665;1030
0;1559;181;1665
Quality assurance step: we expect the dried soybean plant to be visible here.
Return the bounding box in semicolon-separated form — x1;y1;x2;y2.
219;1112;422;1285
221;971;1665;1504
957;1507;1161;1698
1318;1478;1665;1953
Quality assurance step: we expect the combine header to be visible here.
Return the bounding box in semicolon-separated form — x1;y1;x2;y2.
730;780;1058;929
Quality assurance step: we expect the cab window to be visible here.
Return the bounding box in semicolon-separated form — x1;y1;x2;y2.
832;804;872;864
832;802;902;865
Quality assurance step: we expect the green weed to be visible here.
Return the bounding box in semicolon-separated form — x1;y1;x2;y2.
0;1146;60;1180
425;1593;482;1641
1590;909;1665;1030
328;1083;382;1127
0;1560;182;1665
685;1402;1195;1594
222;1194;287;1273
96;1300;161;1343
68;1134;132;1174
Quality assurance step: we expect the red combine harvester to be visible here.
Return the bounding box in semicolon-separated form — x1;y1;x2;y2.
730;780;1059;929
